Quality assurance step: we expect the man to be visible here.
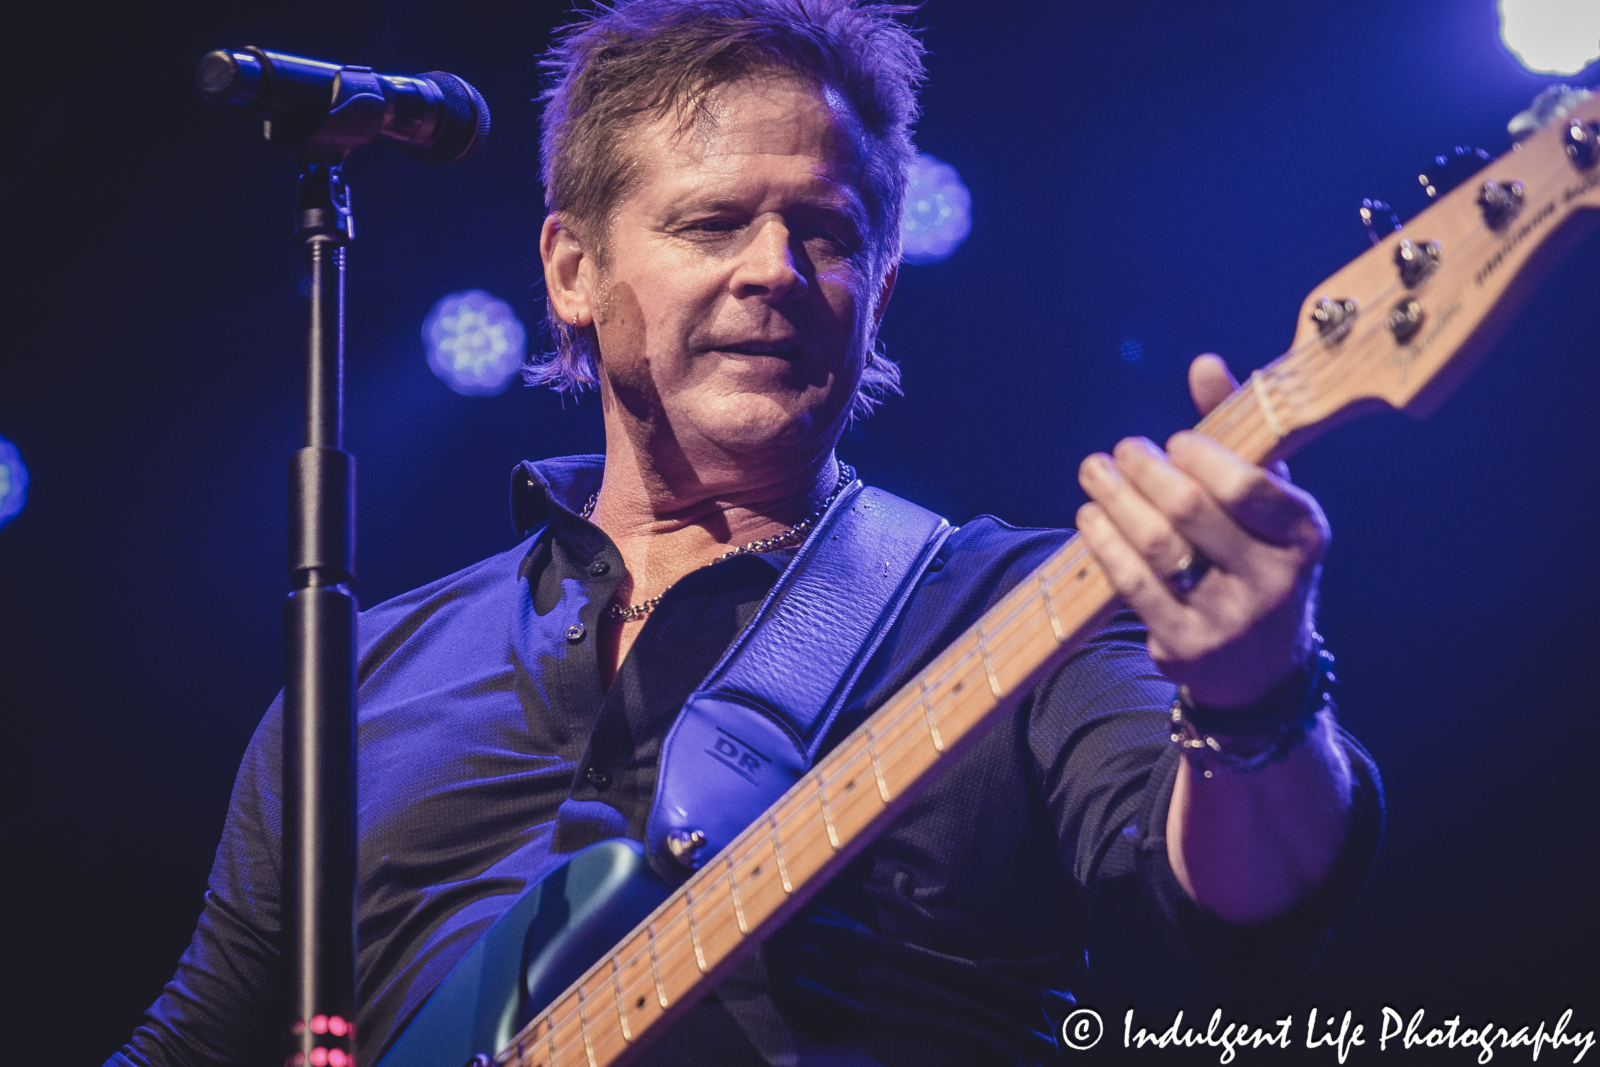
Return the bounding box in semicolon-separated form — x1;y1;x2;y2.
108;2;1379;1065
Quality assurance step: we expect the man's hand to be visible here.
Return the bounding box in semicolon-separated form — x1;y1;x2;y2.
1075;353;1328;706
1074;354;1353;925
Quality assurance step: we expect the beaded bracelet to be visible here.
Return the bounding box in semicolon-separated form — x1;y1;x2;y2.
1169;635;1337;777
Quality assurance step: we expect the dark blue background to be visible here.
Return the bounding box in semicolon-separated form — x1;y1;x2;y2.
3;0;1596;1061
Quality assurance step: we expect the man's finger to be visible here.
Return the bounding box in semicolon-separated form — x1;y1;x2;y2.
1167;431;1326;551
1105;438;1257;570
1081;448;1220;578
1075;500;1190;632
1188;354;1239;417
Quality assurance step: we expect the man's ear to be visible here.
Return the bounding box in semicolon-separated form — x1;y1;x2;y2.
541;214;595;328
872;262;898;332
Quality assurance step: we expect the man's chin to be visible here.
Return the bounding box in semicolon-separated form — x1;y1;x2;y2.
677;395;841;458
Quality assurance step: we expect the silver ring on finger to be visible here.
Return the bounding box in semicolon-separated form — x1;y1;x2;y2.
1162;551;1210;598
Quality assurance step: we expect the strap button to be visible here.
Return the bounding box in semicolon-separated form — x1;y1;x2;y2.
588;560;609;576
565;623;586;642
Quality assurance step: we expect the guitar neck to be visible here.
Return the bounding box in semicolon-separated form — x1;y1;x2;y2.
494;91;1600;1067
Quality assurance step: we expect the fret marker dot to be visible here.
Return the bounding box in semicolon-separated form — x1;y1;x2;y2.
636;996;646;1008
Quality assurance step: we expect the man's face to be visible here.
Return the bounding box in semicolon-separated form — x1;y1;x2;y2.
586;74;888;470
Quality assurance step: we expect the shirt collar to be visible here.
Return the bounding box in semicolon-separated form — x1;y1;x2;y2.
511;454;606;537
509;453;796;576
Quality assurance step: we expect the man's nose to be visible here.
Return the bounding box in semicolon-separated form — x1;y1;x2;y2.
731;216;808;301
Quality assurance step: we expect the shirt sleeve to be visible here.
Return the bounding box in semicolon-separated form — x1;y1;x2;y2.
104;701;287;1067
1028;610;1384;1003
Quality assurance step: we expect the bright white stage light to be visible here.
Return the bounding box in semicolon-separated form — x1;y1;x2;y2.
1498;0;1600;75
422;290;527;396
901;153;972;266
0;436;28;529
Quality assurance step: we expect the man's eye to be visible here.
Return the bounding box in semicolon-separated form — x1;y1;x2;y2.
690;218;740;233
802;226;854;253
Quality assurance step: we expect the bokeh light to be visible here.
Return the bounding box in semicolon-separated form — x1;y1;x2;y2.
422;290;527;396
0;436;28;529
1498;0;1600;75
901;153;972;266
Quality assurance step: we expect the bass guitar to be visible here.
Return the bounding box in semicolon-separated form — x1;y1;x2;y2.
376;90;1600;1067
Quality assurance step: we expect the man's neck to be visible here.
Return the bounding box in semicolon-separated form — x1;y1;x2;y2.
589;439;840;566
585;433;842;689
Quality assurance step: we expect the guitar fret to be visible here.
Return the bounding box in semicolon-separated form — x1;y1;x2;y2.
1250;368;1286;441
577;987;597;1067
866;724;891;803
686;894;708;973
647;922;668;1008
769;814;794;893
611;958;632;1043
976;625;1001;696
546;1015;559;1067
815;775;840;849
1036;574;1065;641
919;680;944;752
727;857;749;934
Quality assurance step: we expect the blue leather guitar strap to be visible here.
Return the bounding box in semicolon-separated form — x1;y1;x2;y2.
645;481;951;878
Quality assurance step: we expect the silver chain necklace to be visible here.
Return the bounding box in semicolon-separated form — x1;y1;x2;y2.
580;462;853;622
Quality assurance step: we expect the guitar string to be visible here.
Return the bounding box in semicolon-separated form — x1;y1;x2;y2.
498;138;1591;1067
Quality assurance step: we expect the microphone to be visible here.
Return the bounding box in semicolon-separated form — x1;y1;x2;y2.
196;48;489;165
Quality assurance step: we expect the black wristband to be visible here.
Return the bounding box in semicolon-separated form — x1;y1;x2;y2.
1179;634;1336;737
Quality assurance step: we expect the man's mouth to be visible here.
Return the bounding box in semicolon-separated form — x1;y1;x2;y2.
712;341;804;359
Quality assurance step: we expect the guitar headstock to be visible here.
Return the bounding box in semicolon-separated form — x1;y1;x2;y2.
1268;90;1599;439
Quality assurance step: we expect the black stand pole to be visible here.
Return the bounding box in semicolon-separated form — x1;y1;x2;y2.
283;161;358;1067
196;47;486;1063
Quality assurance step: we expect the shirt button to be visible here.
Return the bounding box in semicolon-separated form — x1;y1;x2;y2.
565;623;586;642
585;765;612;790
588;560;609;577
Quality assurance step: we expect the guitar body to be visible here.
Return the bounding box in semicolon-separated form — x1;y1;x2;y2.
377;839;672;1067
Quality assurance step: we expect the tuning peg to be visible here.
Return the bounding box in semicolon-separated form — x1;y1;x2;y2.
1388;298;1425;343
1395;239;1442;287
1477;179;1526;228
1311;297;1359;341
1563;119;1599;168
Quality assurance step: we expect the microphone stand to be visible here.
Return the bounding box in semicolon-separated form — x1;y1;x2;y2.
284;159;358;1067
197;48;489;1064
